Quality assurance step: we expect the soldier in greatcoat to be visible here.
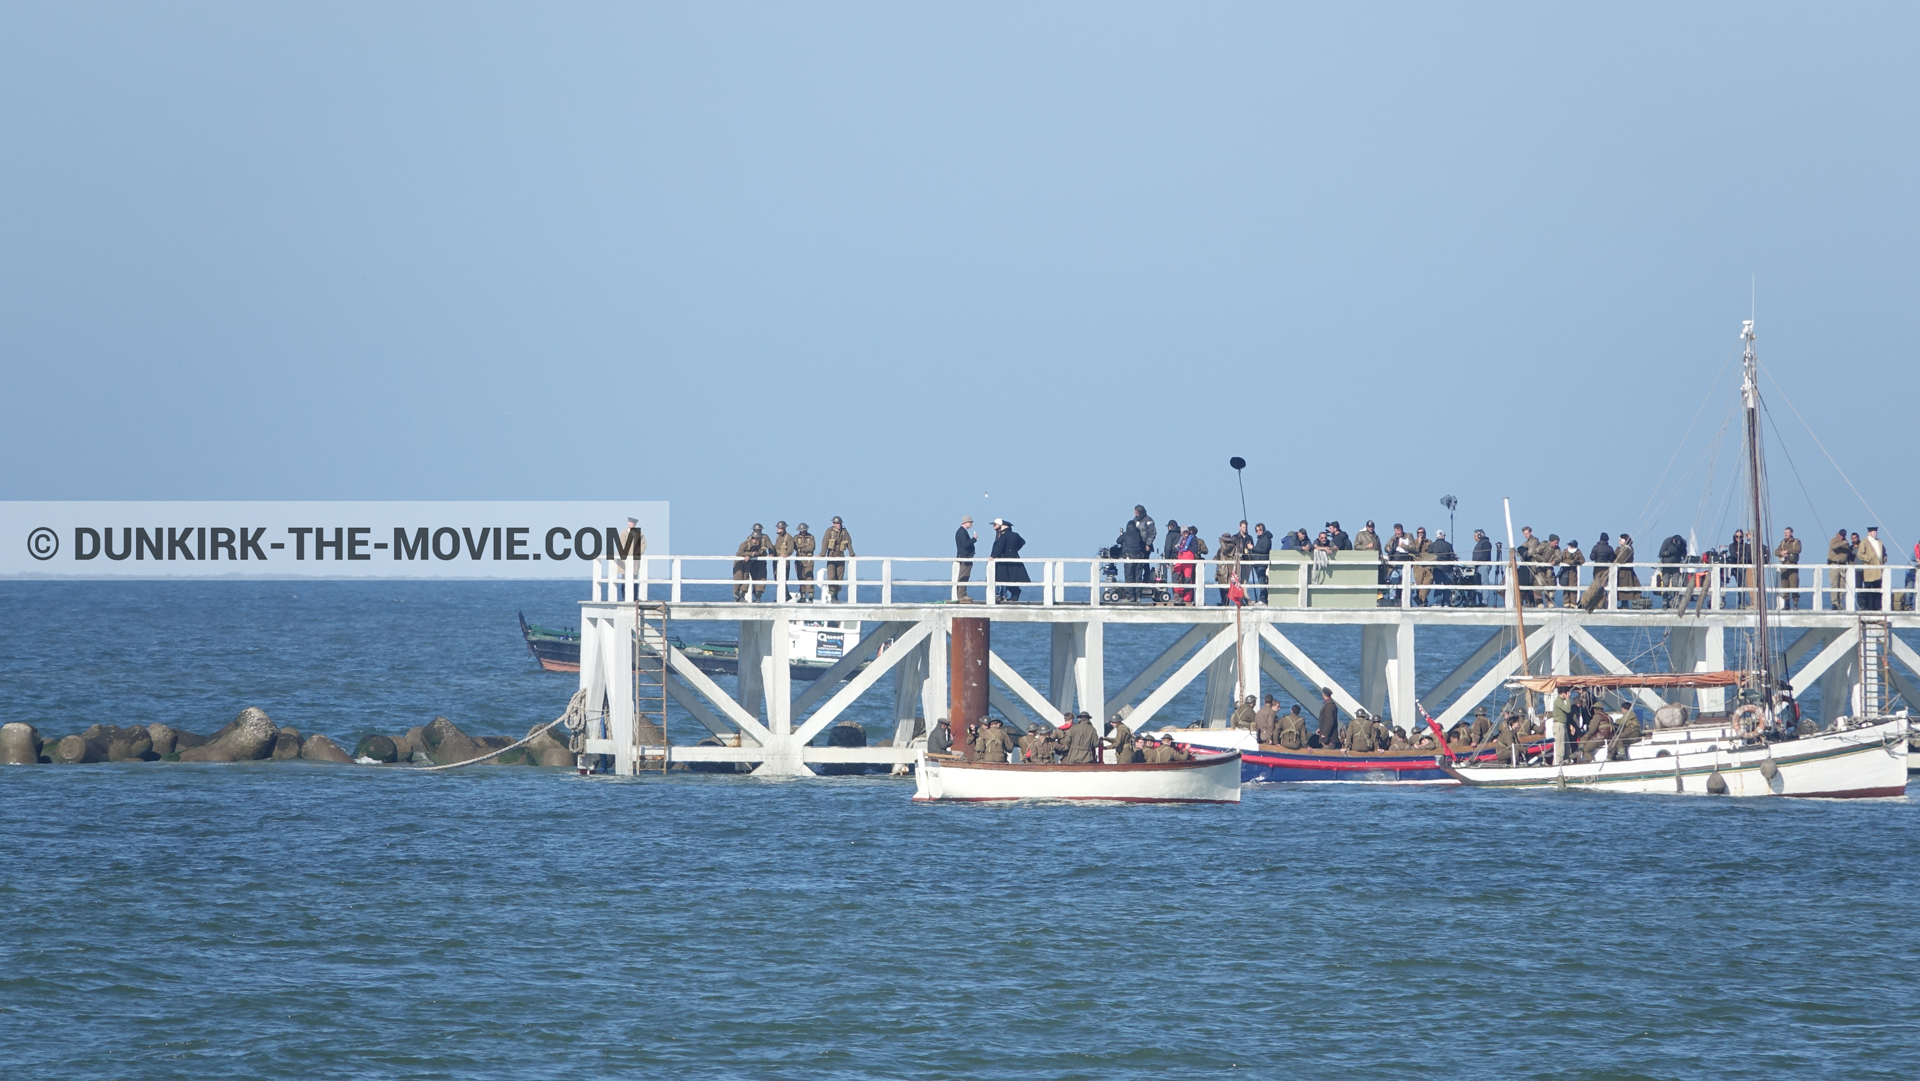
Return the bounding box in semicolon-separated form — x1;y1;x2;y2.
733;524;774;601
1103;714;1136;763
1827;528;1853;609
821;517;854;601
1775;527;1802;609
1277;705;1307;749
1063;712;1100;763
770;522;797;600
1230;695;1259;731
792;523;817;601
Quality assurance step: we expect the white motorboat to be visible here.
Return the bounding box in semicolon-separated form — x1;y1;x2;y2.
1447;715;1909;797
912;751;1242;804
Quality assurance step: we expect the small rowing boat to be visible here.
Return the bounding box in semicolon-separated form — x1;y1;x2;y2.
912;751;1242;803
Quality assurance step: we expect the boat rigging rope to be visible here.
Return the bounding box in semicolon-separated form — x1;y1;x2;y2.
396;688;590;772
1761;366;1885;531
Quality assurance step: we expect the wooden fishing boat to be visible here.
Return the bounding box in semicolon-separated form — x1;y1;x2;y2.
1450;321;1911;800
1156;726;1554;784
1446;714;1908;797
519;613;582;672
912;751;1242;803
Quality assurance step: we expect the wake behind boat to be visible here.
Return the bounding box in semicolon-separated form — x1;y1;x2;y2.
912;751;1242;803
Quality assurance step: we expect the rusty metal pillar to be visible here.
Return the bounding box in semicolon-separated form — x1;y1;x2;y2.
950;617;989;761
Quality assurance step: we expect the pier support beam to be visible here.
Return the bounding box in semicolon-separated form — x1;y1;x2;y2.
1046;621;1104;722
1050;625;1077;713
951;618;989;758
1361;620;1417;727
921;615;949;727
1202;649;1236;727
892;638;928;747
1670;626;1729;714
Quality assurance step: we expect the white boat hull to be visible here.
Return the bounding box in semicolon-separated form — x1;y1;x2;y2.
913;752;1242;804
1448;718;1908;798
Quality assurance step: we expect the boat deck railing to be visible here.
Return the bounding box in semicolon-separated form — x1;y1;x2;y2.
587;555;1920;614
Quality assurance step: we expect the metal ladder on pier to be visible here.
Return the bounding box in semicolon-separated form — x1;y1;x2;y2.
1857;617;1891;718
634;602;670;774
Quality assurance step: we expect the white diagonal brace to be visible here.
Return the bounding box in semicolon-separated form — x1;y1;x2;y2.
1567;625;1671;713
1259;651;1326;716
1126;626;1237;729
1420;628;1509;709
988;685;1036;731
1432;624;1554;731
668;647;773;746
665;675;743;740
1785;628;1838;668
1789;627;1860;693
1887;633;1920;679
1103;625;1209;718
789;620;917;717
1258;624;1363;719
989;651;1060;728
793;622;933;745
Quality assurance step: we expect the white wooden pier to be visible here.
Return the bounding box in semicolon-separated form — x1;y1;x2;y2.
575;554;1920;776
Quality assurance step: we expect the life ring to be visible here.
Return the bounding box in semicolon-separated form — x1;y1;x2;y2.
1732;702;1766;736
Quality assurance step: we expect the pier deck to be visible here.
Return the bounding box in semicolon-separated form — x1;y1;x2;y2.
574;555;1920;776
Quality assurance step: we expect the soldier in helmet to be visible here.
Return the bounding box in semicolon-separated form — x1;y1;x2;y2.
1103;712;1136;763
822;517;854;601
792;523;817;601
1343;707;1378;752
1230;695;1259;731
1063;711;1100;763
733;524;774;601
1470;706;1492;747
976;718;1017;763
1277;704;1308;749
770;521;797;600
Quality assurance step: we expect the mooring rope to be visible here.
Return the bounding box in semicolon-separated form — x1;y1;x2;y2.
395;688;590;772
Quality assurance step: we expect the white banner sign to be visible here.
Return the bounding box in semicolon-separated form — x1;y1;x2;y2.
1;501;669;579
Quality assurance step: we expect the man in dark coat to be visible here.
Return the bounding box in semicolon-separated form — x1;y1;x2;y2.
954;516;977;603
927;718;953;755
1313;687;1340;749
1120;518;1149;596
1132;506;1157;559
990;519;1028;602
1580;532;1616;612
1246;523;1273;603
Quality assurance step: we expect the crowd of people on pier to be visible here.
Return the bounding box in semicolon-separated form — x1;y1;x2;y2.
1082;505;1917;612
718;506;1914;611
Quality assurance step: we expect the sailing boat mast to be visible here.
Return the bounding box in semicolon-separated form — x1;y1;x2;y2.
1739;319;1774;709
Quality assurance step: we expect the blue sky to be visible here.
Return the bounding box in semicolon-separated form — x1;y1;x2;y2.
3;3;1913;557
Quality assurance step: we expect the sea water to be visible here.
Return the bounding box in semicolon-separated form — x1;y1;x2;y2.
2;582;1916;1080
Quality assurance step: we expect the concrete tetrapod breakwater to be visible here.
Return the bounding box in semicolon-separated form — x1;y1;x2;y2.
0;710;576;769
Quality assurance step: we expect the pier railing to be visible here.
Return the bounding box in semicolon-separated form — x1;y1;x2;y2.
589;555;1919;613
